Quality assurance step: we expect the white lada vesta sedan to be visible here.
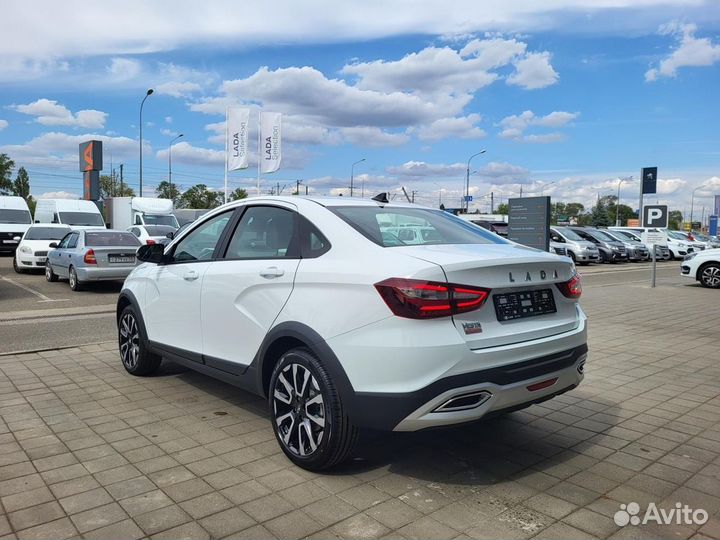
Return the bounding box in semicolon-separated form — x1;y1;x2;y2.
117;196;588;470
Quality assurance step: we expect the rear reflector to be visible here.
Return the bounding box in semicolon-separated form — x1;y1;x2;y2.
375;278;490;319
556;273;582;299
527;378;558;392
83;249;97;265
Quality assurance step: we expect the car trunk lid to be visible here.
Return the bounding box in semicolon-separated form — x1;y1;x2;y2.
397;244;581;349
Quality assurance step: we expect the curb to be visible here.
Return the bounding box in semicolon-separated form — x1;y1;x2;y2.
0;340;115;357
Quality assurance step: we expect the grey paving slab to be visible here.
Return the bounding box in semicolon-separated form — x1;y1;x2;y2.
0;270;719;539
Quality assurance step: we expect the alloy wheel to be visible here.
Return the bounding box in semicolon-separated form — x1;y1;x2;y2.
272;363;326;457
701;265;720;287
69;269;76;288
119;313;141;370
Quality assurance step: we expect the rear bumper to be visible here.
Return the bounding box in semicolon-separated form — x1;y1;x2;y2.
348;344;587;431
76;266;135;282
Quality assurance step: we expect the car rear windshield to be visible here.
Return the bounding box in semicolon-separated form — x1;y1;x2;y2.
329;206;508;247
25;227;71;240
0;209;32;224
59;212;104;226
85;232;140;247
144;215;179;227
144;225;176;236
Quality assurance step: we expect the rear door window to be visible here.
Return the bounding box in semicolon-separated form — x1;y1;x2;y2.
224;206;298;260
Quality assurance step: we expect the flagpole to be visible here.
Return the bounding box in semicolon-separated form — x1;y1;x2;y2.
256;112;261;196
224;107;229;204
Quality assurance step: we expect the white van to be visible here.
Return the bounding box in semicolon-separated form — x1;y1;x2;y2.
0;196;33;252
35;199;105;230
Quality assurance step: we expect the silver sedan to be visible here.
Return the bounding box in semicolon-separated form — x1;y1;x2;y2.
46;229;141;291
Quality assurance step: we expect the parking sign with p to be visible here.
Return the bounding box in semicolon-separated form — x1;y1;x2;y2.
642;205;668;228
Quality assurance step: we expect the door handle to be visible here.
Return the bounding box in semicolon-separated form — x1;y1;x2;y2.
260;266;284;278
183;270;199;281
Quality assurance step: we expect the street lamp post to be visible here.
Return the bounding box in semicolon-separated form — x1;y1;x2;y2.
690;184;708;227
350;158;365;197
616;176;633;226
465;150;486;212
536;181;556;196
139;88;153;196
168;134;184;196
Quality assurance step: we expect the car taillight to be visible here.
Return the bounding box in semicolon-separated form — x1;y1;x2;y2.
556;274;582;298
146;239;156;245
83;249;97;265
374;278;490;319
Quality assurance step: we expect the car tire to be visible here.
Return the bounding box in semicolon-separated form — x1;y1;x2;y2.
13;256;24;273
45;262;58;282
698;263;720;289
118;305;162;376
269;347;358;471
568;252;576;263
68;266;83;291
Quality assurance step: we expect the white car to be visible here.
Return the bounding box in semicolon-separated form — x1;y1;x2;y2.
127;224;178;246
681;249;720;288
116;196;587;470
14;224;72;273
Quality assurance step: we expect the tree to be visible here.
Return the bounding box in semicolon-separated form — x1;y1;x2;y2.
590;203;611;227
669;210;683;230
0;153;15;195
553;202;585;224
155;181;181;204
496;203;509;215
179;184;223;209
100;174;135;198
228;188;248;201
13;167;31;201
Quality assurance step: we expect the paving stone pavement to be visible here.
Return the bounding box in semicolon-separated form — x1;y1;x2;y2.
1;275;719;540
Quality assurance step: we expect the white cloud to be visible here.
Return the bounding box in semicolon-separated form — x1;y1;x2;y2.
477;161;530;183
37;191;79;200
165;116;173;124
646;22;720;81
1;1;711;63
507;51;559;89
13;99;107;129
107;58;142;81
0;119;8;131
155;81;203;98
386;160;466;179
160;128;179;137
155;142;224;167
339;127;409;147
415;114;486;141
498;110;578;142
0;132;146;169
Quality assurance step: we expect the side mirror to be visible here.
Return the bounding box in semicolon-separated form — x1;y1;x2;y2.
166;231;175;240
49;242;58;248
137;243;166;264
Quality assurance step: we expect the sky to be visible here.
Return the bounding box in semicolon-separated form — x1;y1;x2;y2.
1;0;719;219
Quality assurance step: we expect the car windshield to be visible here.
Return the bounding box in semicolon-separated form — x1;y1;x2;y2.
692;232;710;241
59;212;104;226
144;225;177;236
585;229;615;242
144;214;179;227
0;209;32;224
612;230;639;241
555;228;583;241
24;227;71;240
667;230;687;240
330;206;508;247
85;232;141;247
